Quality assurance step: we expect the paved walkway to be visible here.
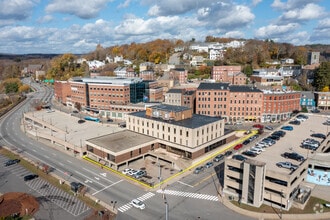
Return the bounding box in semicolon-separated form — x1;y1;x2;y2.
220;194;330;220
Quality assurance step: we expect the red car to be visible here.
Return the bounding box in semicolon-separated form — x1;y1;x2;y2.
253;124;264;129
234;143;243;150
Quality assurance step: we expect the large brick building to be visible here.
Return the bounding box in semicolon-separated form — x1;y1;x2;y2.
195;82;300;123
212;66;242;82
54;77;163;119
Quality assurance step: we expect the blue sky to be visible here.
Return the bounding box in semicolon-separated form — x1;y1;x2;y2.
0;0;329;54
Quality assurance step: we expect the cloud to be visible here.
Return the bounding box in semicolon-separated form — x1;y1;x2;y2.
198;3;255;30
255;23;300;38
271;0;320;10
118;0;131;9
309;18;330;43
224;31;245;38
0;0;39;23
37;15;54;23
252;0;263;6
45;0;112;19
146;0;217;16
279;3;325;22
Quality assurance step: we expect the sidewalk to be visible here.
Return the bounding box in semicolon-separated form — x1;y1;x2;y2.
220;194;330;220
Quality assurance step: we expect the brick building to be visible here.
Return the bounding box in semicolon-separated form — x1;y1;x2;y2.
262;90;301;122
211;66;241;82
169;68;188;84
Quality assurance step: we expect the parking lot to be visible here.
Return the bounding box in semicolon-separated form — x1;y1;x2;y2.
233;113;330;173
0;154;91;219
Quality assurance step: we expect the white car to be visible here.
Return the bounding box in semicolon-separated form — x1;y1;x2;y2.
122;168;133;175
249;148;262;154
130;199;146;209
251;146;265;152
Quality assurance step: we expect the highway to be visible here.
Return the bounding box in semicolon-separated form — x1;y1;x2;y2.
0;78;255;220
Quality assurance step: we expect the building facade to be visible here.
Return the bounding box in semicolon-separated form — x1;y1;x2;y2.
262;90;301;123
212;66;241;82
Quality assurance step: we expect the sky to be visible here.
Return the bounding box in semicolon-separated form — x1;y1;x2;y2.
0;0;329;54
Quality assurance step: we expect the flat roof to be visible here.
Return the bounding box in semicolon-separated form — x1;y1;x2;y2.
245;114;328;174
86;130;156;153
25;109;124;146
130;111;223;129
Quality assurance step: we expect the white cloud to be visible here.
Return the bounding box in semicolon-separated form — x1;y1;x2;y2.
73;39;96;48
252;0;263;6
146;0;218;16
45;0;112;19
118;0;131;9
0;0;39;22
38;15;54;23
280;3;325;22
224;31;245;38
271;0;320;10
255;23;300;38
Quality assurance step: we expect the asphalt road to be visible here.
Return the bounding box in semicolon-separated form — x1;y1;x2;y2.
0;78;256;220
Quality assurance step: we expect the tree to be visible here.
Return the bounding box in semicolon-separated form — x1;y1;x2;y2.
313;62;330;91
2;78;22;94
47;53;85;80
18;84;30;93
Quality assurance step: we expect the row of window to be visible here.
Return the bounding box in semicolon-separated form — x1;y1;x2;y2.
89;88;128;91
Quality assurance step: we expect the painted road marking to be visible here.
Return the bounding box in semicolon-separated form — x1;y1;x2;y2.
117;192;155;213
156;189;218;202
177;181;194;188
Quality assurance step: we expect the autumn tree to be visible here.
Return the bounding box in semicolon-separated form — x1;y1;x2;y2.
18;84;30;93
47;54;85;80
1;78;22;94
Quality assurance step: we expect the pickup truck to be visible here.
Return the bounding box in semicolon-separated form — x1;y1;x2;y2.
276;162;298;171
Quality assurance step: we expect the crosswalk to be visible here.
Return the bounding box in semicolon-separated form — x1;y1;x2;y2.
117;192;155;213
156;189;219;202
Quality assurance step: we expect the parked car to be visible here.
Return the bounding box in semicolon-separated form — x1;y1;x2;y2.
232;154;247;161
225;151;233;156
269;135;280;140
253;124;264;129
122;168;133;175
265;126;273;130
311;133;326;139
311;109;320;113
243;139;251;145
130;199;146;209
272;130;286;137
194;166;204;174
289;120;301;125
281;126;293;131
134;170;147;179
297;114;308;119
249;148;262;155
4;159;20;167
234;143;243;150
295;117;306;122
251;146;266;152
213;154;224;162
282;152;304;162
107;118;114;122
78;119;86;124
300;143;318;151
242;151;257;157
24;174;38;181
276;162;298;171
205;162;214;168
